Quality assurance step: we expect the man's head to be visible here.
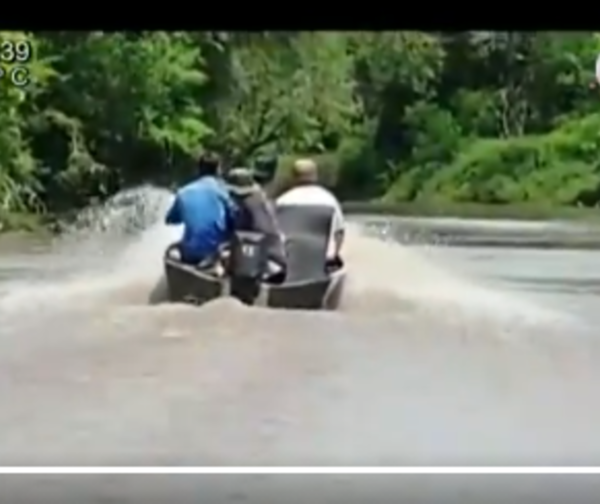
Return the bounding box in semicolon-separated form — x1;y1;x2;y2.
291;158;318;185
197;152;222;178
224;167;260;197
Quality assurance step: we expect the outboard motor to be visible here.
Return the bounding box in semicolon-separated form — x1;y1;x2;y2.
227;230;269;305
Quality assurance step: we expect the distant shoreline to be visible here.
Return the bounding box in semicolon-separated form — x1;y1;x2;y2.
2;200;600;236
342;201;600;222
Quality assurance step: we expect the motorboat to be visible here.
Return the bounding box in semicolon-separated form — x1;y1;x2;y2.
163;205;346;310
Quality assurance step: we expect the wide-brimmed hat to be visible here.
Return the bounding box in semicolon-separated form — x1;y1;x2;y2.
224;167;260;195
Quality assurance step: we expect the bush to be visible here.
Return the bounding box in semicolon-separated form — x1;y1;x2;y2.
385;112;600;206
335;132;386;199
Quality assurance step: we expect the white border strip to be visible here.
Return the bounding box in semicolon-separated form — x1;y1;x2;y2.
0;467;599;474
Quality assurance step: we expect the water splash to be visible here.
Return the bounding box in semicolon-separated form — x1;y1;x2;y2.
0;185;575;331
0;186;178;316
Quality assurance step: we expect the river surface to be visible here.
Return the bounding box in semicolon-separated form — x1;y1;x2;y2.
1;187;600;466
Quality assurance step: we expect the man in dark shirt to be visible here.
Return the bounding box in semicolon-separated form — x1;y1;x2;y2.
224;167;287;282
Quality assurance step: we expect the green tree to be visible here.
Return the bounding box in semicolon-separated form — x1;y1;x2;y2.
2;30;600;231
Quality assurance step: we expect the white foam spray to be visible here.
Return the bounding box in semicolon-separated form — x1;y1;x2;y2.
0;185;574;332
0;186;178;315
341;223;574;328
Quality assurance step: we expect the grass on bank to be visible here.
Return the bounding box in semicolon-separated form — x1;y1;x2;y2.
342;200;600;221
0;210;50;234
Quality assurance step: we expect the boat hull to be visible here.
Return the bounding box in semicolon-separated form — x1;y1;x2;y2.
164;256;345;310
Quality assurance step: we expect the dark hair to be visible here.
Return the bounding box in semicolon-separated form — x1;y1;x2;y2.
197;152;221;177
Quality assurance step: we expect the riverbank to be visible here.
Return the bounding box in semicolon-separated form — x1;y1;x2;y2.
2;200;600;236
342;201;600;222
0;211;51;234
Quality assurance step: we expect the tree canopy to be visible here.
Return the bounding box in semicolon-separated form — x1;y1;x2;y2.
1;31;600;226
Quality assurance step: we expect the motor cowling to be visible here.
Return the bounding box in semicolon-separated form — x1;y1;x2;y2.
226;231;269;306
228;231;269;280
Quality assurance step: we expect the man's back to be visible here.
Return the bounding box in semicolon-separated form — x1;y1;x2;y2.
165;176;236;263
223;168;287;270
238;190;287;267
276;185;345;259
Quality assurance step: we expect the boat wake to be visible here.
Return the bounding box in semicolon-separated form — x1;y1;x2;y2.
0;186;573;327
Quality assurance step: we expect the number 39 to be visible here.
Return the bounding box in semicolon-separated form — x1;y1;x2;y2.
1;40;31;63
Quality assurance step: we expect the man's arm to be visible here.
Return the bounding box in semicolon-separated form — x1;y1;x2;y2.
247;191;287;266
332;201;345;258
219;188;239;236
165;194;182;225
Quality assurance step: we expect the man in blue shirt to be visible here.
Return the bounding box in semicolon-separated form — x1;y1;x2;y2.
165;153;238;266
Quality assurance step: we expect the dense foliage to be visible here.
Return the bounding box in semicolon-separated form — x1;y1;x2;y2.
2;31;600;225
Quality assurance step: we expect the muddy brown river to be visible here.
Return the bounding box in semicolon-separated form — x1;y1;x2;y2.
1;187;600;467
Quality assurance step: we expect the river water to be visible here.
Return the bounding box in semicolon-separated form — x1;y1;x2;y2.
1;187;600;466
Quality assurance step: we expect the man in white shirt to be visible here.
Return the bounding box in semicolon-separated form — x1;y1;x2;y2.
275;158;345;262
